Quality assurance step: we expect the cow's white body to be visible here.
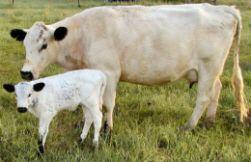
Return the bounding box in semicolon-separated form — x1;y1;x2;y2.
15;4;248;131
14;69;107;152
51;5;235;83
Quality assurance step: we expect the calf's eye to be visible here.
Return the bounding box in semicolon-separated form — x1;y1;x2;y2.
28;94;31;97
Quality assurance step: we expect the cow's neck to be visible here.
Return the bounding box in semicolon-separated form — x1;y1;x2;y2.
52;21;87;70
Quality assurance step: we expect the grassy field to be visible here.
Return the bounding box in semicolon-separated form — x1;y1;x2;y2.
0;0;250;161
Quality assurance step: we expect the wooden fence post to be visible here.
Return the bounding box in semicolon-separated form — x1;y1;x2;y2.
78;0;81;7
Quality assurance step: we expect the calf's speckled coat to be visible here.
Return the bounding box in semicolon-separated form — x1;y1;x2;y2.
3;69;107;153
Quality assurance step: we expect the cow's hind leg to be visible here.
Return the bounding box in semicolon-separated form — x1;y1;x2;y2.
203;78;222;128
182;66;219;131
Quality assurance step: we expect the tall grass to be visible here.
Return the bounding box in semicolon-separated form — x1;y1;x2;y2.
0;0;250;161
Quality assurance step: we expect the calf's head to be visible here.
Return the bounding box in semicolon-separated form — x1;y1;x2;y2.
10;22;68;80
3;82;45;113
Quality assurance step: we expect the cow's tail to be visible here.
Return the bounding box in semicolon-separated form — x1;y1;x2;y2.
226;6;248;122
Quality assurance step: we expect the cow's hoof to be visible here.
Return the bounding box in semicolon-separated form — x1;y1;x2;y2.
102;121;112;141
104;131;112;144
103;121;109;134
202;119;215;129
244;108;251;125
102;131;111;140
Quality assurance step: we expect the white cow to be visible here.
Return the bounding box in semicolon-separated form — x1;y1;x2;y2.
9;4;249;132
3;69;107;153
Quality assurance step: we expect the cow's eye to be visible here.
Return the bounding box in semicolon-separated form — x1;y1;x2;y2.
28;94;31;97
40;44;47;51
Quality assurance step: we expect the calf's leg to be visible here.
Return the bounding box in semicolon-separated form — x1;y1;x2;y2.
89;105;103;148
38;114;54;154
80;108;93;142
83;94;103;148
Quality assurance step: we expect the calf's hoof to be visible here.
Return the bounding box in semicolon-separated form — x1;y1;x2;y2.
77;138;85;149
78;138;84;145
37;140;44;154
74;120;84;129
38;145;44;154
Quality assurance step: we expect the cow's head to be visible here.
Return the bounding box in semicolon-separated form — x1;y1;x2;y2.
3;82;45;113
10;22;68;80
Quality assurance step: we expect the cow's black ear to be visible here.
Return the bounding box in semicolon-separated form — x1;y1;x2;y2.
3;84;15;93
10;29;27;41
54;27;67;41
33;82;45;92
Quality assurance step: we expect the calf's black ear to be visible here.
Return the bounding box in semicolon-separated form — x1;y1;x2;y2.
33;82;45;92
3;84;15;93
54;27;68;41
10;29;27;41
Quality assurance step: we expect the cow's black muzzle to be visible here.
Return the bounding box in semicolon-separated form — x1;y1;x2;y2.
20;71;33;80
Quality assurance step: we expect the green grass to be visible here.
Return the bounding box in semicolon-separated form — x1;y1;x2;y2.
0;0;250;161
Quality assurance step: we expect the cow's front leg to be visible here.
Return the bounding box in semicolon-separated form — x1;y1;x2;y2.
87;46;120;139
38;114;54;154
102;74;118;139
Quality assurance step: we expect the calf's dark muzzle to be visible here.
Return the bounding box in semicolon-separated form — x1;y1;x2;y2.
17;107;28;113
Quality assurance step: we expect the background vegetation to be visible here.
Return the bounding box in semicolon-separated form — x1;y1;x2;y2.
0;0;250;161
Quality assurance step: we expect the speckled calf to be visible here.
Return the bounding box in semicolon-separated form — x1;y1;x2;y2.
3;69;107;153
